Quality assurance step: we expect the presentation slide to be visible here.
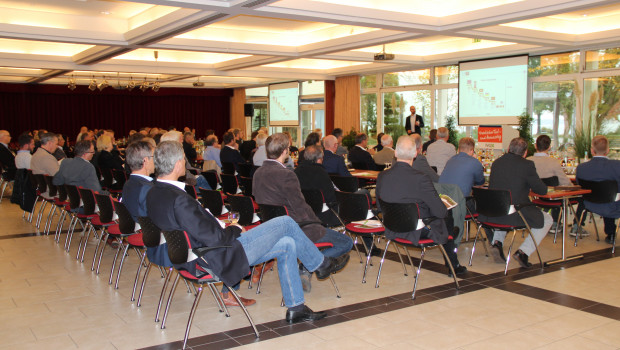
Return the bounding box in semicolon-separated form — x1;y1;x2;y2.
458;56;528;125
269;82;300;126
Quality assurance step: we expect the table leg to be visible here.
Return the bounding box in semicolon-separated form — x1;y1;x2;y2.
545;197;583;266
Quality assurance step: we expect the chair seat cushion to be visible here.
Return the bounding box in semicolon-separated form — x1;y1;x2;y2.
345;223;384;234
315;242;334;249
126;233;144;247
465;213;479;219
91;216;115;226
178;267;215;283
395;235;453;246
76;213;97;219
107;224;121;235
480;222;524;229
533;199;578;207
55;200;69;206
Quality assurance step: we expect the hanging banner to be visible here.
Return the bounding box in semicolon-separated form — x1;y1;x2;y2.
478;125;503;149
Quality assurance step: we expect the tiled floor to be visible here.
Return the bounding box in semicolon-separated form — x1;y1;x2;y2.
1;194;620;350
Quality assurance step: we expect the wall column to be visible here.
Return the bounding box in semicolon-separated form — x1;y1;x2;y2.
334;75;360;133
230;87;246;136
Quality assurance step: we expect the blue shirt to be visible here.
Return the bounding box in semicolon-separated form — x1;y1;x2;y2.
439;152;484;197
203;146;221;167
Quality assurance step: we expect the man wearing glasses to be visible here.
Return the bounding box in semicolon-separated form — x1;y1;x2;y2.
53;140;101;192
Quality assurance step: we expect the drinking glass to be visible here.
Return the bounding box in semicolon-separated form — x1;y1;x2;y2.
228;211;240;225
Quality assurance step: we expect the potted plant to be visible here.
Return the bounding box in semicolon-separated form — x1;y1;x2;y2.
517;111;536;156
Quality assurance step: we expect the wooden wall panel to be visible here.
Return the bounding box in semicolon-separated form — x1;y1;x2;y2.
230;87;246;136
324;80;335;134
334;75;360;133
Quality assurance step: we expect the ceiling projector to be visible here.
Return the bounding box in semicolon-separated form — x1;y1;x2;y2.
374;52;394;61
193;81;205;87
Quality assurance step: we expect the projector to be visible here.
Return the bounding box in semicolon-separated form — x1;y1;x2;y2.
193;81;205;87
374;52;394;61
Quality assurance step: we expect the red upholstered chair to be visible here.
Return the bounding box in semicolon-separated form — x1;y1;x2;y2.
42;174;63;235
198;188;229;220
105;200;143;288
375;199;460;299
162;229;258;349
201;171;220;190
226;194;261;229
63;185;97;253
32;174;54;229
220;173;241;195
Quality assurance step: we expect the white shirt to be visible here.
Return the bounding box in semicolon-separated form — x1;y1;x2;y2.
15;150;32;169
158;179;185;191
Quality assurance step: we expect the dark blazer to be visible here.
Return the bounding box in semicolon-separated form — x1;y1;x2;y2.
183;141;197;164
348;146;377;170
0;143;16;179
220;145;246;166
413;154;439;182
98;150;124;171
376;161;449;244
122;175;171;267
253;160;326;242
405;114;424;135
481;152;547;228
294;162;337;206
576;157;620;217
53;157;102;192
239;139;256;161
323;149;351;176
146;180;247;286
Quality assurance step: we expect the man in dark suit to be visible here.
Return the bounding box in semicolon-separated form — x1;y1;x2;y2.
376;135;465;276
322;135;351;176
348;133;377;170
220;131;246;167
182;131;197;165
0;130;16;180
482;137;552;267
575;135;620;244
411;134;439;182
295;145;337;208
404;105;424;135
53;140;101;192
146;141;349;323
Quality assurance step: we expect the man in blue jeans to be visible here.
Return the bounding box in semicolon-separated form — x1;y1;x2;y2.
146;141;350;323
253;133;354;291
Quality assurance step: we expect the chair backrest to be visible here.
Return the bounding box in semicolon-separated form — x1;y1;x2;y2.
201;171;219;190
431;166;438;173
578;178;618;204
112;169;127;188
185;184;198;200
33;174;48;194
378;199;421;233
162;230;190;265
239;176;253;197
301;189;325;215
330;175;359;193
351;162;368;170
198;188;225;216
138;216;163;248
472;187;512;218
77;187;97;215
334;191;372;223
94;193;115;223
113;200;137;235
227;195;257;226
258;203;288;222
220;173;239;195
541;176;559;186
26;169;38;190
221;162;236;175
100;168;114;189
55;179;68;202
237;163;252;177
65;185;81;210
43;174;58;197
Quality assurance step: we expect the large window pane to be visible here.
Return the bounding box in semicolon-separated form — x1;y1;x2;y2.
528;52;580;77
383;91;430;141
361;93;377;144
383;69;430;87
271;126;300;147
251;103;268;132
301;80;324;95
586;47;620;70
434;65;458;84
531;81;576;150
583;76;620;159
360;74;376;89
435;88;466;141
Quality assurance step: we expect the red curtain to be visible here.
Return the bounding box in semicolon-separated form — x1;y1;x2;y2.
0;83;233;140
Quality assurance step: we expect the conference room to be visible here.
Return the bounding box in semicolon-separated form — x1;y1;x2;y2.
1;1;620;349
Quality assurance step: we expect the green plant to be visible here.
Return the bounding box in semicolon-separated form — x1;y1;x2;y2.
517;110;536;156
445;116;459;148
574;118;592;159
341;127;357;151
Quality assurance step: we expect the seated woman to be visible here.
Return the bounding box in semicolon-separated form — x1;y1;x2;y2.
97;134;124;190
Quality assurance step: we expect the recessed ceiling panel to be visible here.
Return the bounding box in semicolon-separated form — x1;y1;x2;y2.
0;0;155;18
354;36;514;56
113;49;249;64
0;38;92;56
263;59;367;69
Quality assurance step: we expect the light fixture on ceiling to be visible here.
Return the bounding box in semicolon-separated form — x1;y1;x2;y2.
67;76;76;90
152;79;161;92
140;78;150;92
98;76;109;91
374;44;394;61
127;77;136;91
88;77;97;91
193;77;204;87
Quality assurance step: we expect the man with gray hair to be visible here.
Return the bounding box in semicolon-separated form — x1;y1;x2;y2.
376;135;466;276
252;132;269;166
426;127;456;175
160;130;210;190
146;141;350;323
411;133;439;182
322;135;351;176
31;132;60;198
53;140;101;192
373;134;395;166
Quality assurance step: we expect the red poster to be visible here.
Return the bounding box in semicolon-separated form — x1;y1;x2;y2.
478;126;502;149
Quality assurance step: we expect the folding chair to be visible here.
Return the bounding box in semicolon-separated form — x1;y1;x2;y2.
577;179;619;253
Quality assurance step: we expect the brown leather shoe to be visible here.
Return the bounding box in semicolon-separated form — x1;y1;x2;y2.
220;292;256;307
251;260;275;284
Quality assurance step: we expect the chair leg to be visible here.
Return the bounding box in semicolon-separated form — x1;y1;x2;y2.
131;252;147;302
439;244;460;290
44;205;57;235
469;225;483;266
28;196;40;222
392;243;408;276
374;240;391;288
206;283;226;314
136;263;152;305
361;237;376;284
91;228;106;271
612;220;619;255
79;225;96;263
182;284;203;350
55;210;67;241
76;223;92;261
64;215;77;251
255;262;267;295
161;273;180;329
228;287;259;338
591;212;600;241
504;231;518;275
95;232;109;274
350;234;363;263
155;268;174;322
108;238;124;284
412;248;426;299
328;275;341;298
114;241;131;289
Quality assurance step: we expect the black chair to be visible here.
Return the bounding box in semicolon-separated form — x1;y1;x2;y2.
162;229;258;349
221;162;236;175
64;185;97;253
376;199;460;299
104;200;143;287
198;188;228;219
42;174;61;235
239;176;253;197
201;171;219;190
227;195;260;227
184;184;199;200
301;189;342;228
32;174;51;229
26;170;41;223
0;161;15;204
75;187;103;263
532;176;581;243
470;187;544;274
111;169;127;197
220;173;240;195
577;179;619;253
330;175;359;193
237;163;252;178
53;183;71;241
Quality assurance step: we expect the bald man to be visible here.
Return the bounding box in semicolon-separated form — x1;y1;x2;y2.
322;135;351;176
0;130;16;179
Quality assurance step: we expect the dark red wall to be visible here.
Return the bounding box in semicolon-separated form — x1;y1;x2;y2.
0;83;233;140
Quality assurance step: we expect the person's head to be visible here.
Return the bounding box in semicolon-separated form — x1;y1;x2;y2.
332;128;344;142
79;126;88;134
160;130;183;143
437;127;449;140
183;127;190;133
355;133;368;147
126;140;155;174
508;137;529;157
18;133;34;151
127;132;146;145
591;135;609;156
410;106;416;115
259;127;268;136
376;132;384;145
380;134;393;148
313;128;322;139
39;132;58;152
282;131;293;145
57;134;65;147
0;130;10;144
167;126;176;131
222;131;235;146
129;130;137;136
323;135;338;152
458;137;475;156
96;134;113;152
205;135;218;146
80;131;94;141
154;141;185;178
535;135;552;153
183;131;195;144
410;133;422;152
74;140;95;161
265;133;290;160
256;132;268;147
304;132;321;148
251;130;260;140
395;135;417;164
304;145;324;164
428;129;438;141
148;127;160;137
232;128;242;140
205;129;215;138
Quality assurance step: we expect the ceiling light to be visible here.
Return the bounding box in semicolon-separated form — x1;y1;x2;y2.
101;11;111;15
98;77;109;91
127;77;135;90
67;76;76;91
88;77;97;91
152;80;161;92
140;79;150;92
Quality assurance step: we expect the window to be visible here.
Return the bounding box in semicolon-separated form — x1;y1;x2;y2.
245;86;268;97
531;81;576;150
383;69;430;87
434;65;458;84
250;103;268;132
301;80;324;95
360;93;377;143
583;76;620;158
586;47;620;70
383;90;430;140
360;74;376;89
528;52;580;77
